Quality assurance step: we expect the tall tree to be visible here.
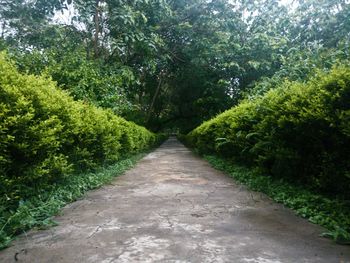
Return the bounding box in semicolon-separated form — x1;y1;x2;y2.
1;0;349;132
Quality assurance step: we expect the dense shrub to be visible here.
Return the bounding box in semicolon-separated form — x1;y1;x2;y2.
187;65;350;196
0;53;158;204
10;48;134;115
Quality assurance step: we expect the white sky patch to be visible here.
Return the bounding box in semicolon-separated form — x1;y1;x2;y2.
52;2;75;24
52;1;87;31
279;0;298;10
280;0;294;5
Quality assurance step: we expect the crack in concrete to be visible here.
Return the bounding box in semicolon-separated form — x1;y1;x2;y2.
183;199;195;210
156;213;174;229
174;191;185;198
87;226;102;239
203;205;223;220
204;185;220;203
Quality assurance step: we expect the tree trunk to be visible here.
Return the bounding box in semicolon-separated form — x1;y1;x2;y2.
93;0;100;58
146;74;163;124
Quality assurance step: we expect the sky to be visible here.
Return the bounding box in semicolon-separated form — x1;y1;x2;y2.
280;0;294;5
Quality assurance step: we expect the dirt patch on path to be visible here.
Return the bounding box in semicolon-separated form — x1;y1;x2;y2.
1;137;349;262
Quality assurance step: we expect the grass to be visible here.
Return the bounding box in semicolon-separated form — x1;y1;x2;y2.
203;154;350;245
0;152;148;250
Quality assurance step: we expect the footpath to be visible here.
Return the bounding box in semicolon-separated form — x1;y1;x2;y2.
1;137;349;262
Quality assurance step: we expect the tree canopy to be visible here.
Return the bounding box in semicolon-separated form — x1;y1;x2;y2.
1;0;349;132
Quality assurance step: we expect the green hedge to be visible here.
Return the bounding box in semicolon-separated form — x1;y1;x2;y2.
0;53;159;204
187;65;350;196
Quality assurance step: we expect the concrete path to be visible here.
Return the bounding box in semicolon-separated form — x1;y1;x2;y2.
1;137;349;263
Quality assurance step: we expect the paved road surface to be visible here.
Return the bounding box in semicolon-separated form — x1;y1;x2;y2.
1;137;349;262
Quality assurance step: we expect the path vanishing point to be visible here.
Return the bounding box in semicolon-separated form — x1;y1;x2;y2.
1;137;349;263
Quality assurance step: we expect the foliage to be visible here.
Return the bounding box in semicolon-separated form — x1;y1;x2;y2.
1;0;350;131
0;53;159;208
0;0;67;49
0;152;148;249
203;154;350;244
186;65;350;197
7;37;135;115
248;42;350;98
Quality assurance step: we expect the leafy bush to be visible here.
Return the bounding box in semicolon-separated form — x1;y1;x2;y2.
187;65;350;197
0;52;158;206
11;48;135;115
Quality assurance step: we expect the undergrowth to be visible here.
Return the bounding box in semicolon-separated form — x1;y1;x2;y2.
204;154;350;245
0;152;148;250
